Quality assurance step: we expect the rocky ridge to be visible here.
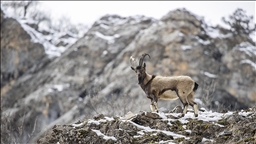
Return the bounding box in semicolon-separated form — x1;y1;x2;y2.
38;107;256;144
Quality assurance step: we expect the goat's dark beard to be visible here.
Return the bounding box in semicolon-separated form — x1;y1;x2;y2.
138;76;143;84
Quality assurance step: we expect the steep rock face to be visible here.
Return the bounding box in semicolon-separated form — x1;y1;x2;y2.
1;9;48;92
93;8;255;113
1;8;255;143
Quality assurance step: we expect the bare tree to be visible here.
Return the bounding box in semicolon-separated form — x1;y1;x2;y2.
2;1;38;18
222;8;256;35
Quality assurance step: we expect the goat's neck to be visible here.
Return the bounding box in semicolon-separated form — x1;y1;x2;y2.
142;72;153;85
139;72;154;92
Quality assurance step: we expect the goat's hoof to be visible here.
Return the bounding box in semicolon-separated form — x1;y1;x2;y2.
194;114;198;117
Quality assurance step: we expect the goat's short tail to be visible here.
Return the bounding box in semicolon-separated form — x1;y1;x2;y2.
193;82;199;92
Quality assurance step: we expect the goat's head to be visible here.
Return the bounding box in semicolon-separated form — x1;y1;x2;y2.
130;53;151;84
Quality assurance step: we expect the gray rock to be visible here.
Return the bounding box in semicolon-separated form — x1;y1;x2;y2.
1;9;48;90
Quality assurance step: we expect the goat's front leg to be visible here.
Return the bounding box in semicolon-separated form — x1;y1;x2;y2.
147;94;158;112
150;94;159;113
182;103;188;117
150;100;159;113
147;95;155;112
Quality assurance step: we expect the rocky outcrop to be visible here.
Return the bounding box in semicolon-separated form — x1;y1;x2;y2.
1;8;255;143
1;9;48;92
37;107;256;144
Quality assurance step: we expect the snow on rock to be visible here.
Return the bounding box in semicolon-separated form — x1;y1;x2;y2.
181;45;192;50
99;23;110;29
91;129;117;141
238;111;253;117
240;59;256;71
72;122;85;128
128;120;188;139
52;84;70;91
157;111;168;119
200;70;218;78
87;116;114;126
202;137;214;142
1;6;88;58
196;36;211;45
38;107;256;143
205;26;233;39
95;31;120;44
18;20;84;58
237;42;256;57
185;130;191;134
166;110;233;124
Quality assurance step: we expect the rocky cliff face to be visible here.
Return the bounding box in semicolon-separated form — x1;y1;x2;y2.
1;9;48;92
1;8;255;143
38;107;256;144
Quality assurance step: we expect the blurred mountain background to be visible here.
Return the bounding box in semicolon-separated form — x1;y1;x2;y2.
1;1;255;143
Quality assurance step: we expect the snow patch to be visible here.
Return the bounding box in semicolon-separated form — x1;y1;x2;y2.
128;120;188;139
88;119;100;125
105;117;114;121
99;24;110;29
1;7;87;58
240;59;256;70
214;123;224;127
196;36;210;45
185;130;191;134
200;71;218;78
206;27;233;39
181;45;192;50
167;111;233;123
237;42;256;57
238;111;253;117
72;122;85;128
50;84;70;92
91;129;117;141
159;140;176;144
18;21;64;58
202;137;214;142
157;112;167;119
102;50;108;56
95;31;120;44
87;116;114;126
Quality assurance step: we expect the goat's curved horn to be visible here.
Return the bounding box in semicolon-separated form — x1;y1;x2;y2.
130;56;136;67
139;53;150;66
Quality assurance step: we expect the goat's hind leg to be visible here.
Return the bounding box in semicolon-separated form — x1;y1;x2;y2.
188;92;199;117
176;90;188;117
182;103;189;117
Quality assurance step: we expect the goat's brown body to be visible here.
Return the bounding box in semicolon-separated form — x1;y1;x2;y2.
142;73;195;99
139;72;198;116
152;76;194;99
130;53;199;117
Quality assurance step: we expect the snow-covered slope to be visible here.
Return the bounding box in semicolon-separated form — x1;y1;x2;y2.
1;7;88;58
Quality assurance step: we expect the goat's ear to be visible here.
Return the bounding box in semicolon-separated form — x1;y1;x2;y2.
143;63;146;68
131;67;135;71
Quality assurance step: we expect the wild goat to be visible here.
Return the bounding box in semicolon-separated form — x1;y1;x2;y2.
130;53;199;117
